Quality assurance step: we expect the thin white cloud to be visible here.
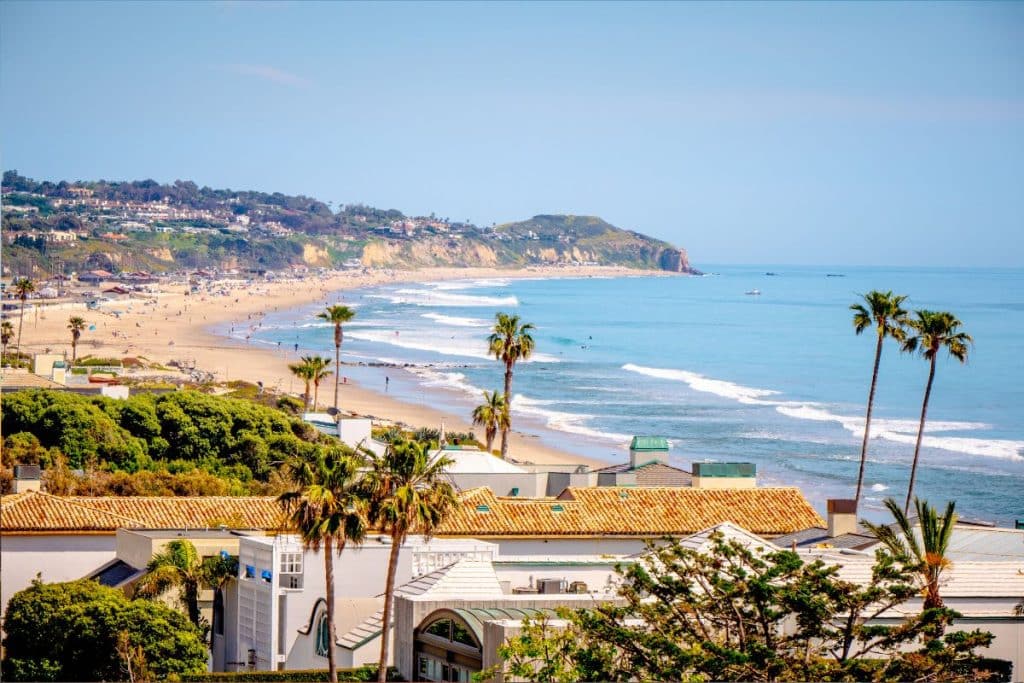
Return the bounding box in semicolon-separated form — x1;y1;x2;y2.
222;63;312;89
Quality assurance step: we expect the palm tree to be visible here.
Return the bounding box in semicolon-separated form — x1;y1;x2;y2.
1;320;13;361
135;539;207;628
488;313;535;459
317;305;356;412
12;277;34;359
365;438;457;683
67;316;86;362
850;291;908;508
304;355;333;411
472;390;509;453
289;360;316;411
864;497;957;612
278;447;367;683
901;311;972;512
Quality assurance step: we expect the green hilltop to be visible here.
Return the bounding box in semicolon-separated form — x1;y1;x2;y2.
1;172;696;275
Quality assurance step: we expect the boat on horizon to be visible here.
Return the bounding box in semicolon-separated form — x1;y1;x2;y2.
745;289;761;296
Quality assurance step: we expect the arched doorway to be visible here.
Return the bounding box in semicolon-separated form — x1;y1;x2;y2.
413;610;482;682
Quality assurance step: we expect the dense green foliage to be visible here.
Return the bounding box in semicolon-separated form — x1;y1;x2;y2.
487;532;996;682
179;666;399;682
1;389;325;493
2;579;207;681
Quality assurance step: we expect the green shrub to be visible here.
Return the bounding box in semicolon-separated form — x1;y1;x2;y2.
180;666;398;682
2;579;206;681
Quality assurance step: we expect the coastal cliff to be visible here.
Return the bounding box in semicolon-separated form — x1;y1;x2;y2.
1;172;696;274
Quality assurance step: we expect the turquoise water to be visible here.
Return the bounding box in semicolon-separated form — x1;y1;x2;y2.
237;266;1024;524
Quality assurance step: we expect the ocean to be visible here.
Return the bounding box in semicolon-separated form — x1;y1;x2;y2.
232;265;1024;524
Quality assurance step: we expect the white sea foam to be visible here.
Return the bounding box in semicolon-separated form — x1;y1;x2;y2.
871;483;888;492
622;363;1024;461
346;329;494;360
375;288;519;307
428;279;510;291
346;329;560;363
621;363;780;404
406;368;482;398
421;313;490;328
513;394;632;445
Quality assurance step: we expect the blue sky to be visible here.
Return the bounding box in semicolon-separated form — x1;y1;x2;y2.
1;1;1021;267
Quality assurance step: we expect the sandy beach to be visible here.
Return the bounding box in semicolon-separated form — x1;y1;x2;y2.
14;266;656;468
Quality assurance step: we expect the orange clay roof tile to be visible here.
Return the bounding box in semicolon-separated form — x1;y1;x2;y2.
437;486;824;538
0;491;286;532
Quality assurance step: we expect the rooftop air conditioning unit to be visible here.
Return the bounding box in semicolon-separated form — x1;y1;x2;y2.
537;578;565;594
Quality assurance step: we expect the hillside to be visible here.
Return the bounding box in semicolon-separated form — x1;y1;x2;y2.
1;172;697;275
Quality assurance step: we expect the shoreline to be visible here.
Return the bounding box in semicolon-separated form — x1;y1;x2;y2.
15;265;671;469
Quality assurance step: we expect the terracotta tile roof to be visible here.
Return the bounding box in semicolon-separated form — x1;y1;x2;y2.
438;487;824;538
591;461;693;486
0;491;285;533
1;373;65;391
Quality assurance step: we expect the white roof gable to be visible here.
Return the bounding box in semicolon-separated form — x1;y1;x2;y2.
432;448;527;474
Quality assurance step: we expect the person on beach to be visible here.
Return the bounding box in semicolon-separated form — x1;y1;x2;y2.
386;376;389;391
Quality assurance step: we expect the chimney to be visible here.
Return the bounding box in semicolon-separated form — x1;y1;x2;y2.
827;499;858;537
628;436;669;468
12;464;42;493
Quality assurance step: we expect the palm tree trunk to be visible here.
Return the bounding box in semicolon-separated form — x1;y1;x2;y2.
313;381;320;411
905;357;937;513
855;332;885;507
500;363;513;459
334;340;341;412
72;338;78;362
324;536;338;683
16;298;26;359
185;581;201;628
485;428;495;453
304;380;311;411
377;533;402;683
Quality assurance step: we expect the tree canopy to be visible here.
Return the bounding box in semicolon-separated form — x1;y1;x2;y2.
0;389;327;494
2;578;207;681
488;532;997;682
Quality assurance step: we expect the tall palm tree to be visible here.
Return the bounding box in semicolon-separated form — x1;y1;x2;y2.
472;389;509;453
864;497;957;612
135;539;207;628
850;291;908;508
901;310;972;512
317;305;356;412
365;438;457;683
278;447;367;683
289;360;316;411
303;355;332;411
12;277;34;359
488;313;535;459
67;316;86;362
1;320;13;361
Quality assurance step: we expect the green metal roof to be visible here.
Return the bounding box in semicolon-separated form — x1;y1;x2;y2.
448;607;560;644
692;462;756;478
629;436;669;451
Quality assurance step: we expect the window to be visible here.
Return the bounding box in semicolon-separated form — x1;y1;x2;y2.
451;621;476;648
315;613;330;657
425;619;451;639
280;552;302;574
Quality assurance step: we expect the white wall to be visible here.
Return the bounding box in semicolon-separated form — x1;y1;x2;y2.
0;534;116;620
491;538;645;558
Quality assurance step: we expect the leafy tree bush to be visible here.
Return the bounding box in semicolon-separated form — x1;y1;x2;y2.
1;390;146;469
179;666;399;682
1;389;312;491
487;532;997;682
2;579;206;681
